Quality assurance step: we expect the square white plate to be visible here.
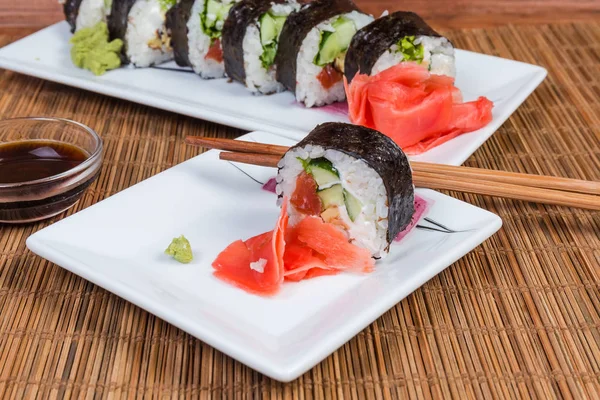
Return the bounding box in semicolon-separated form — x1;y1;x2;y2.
27;131;502;382
0;22;546;165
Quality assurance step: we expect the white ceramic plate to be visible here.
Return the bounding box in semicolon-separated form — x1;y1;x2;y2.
0;22;546;165
27;130;502;382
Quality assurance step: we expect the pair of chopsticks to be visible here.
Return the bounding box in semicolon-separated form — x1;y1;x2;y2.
185;136;600;211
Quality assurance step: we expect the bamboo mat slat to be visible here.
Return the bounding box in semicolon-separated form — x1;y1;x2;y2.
0;21;599;399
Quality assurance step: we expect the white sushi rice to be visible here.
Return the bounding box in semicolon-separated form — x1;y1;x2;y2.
242;25;283;94
276;146;390;259
125;0;174;67
188;0;237;78
242;3;298;94
371;35;456;77
67;0;112;31
296;11;373;107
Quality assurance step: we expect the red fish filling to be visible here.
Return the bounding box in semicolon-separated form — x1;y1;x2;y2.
290;172;322;216
205;39;223;62
317;64;343;90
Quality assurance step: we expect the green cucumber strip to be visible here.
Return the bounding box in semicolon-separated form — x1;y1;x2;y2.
343;189;362;222
317;184;344;210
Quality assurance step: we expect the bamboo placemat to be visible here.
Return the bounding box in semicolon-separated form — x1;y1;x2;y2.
0;21;599;399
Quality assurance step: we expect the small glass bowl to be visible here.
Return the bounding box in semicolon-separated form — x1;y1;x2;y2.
0;117;103;223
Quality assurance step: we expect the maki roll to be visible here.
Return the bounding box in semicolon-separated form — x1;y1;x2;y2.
61;0;113;33
109;0;177;67
182;0;240;78
275;0;373;107
276;122;415;258
166;0;195;67
221;0;300;94
345;11;455;83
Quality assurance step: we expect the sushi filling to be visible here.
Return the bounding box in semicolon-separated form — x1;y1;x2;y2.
188;0;236;77
372;35;456;77
242;3;298;94
74;0;113;31
125;0;176;67
296;11;373;107
201;0;233;39
277;145;390;258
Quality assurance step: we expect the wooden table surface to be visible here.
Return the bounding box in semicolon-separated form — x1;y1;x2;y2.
3;0;600;30
1;1;600;399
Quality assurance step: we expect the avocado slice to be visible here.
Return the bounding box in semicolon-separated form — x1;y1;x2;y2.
343;189;362;222
314;17;356;66
318;184;344;210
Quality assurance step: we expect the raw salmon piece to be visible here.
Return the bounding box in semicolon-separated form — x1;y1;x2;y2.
295;216;374;273
212;201;288;295
290;172;322;216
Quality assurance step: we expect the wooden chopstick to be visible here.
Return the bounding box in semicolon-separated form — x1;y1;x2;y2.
186;136;288;157
218;151;600;211
219;151;282;168
187;136;600;196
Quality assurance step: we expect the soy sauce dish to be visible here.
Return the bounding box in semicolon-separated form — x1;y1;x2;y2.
0;117;102;223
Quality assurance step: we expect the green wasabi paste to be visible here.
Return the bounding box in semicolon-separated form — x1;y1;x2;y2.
69;22;123;76
397;36;424;63
165;235;194;264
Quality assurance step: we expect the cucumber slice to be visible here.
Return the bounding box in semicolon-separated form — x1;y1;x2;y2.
307;158;339;188
205;0;220;28
273;15;287;33
202;0;232;36
318;184;344;210
314;17;356;66
217;2;233;20
310;167;339;188
259;13;277;45
343;189;362;222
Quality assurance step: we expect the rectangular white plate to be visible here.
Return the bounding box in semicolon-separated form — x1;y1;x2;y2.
0;22;546;165
27;131;502;382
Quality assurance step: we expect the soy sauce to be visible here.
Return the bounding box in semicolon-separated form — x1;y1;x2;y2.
0;140;88;184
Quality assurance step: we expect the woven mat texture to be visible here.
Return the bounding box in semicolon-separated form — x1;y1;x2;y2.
0;21;599;399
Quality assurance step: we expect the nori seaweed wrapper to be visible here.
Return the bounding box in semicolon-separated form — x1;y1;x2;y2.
275;0;360;93
108;0;138;63
63;0;84;33
282;122;415;245
222;0;278;85
344;11;445;83
166;0;195;67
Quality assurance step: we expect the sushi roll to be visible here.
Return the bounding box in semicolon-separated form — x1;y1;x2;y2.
170;0;241;78
221;0;300;94
345;11;455;83
275;0;373;107
276;122;415;259
62;0;113;33
166;0;195;67
108;0;177;67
